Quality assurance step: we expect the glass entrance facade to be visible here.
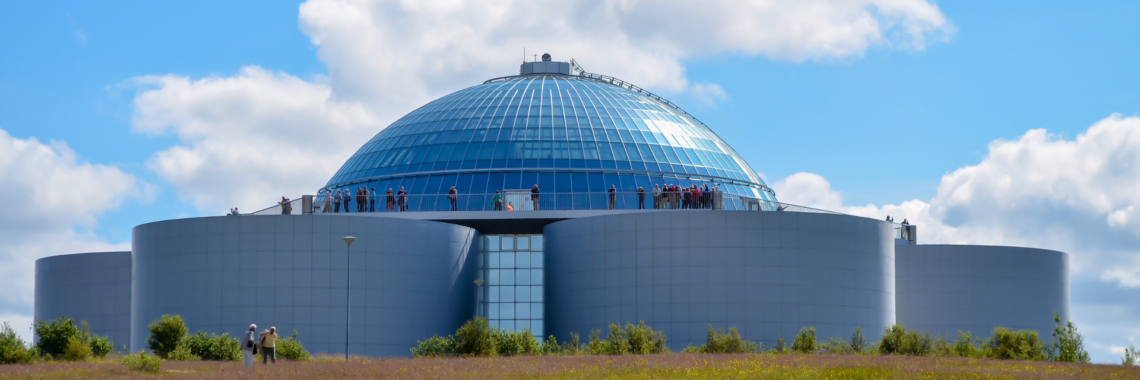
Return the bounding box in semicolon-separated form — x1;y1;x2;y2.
477;234;545;338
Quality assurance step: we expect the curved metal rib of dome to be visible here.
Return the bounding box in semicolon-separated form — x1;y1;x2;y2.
323;67;776;203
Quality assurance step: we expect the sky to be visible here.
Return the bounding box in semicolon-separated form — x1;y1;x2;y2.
1;0;1138;363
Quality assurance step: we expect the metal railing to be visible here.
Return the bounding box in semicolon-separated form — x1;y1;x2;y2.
247;192;837;216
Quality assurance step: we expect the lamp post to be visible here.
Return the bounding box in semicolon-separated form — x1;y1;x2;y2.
473;279;484;318
342;236;356;361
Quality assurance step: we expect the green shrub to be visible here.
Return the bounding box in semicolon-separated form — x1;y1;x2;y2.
495;328;540;356
1047;312;1089;363
878;325;932;356
277;330;312;361
850;326;866;353
703;326;760;354
586;329;609;355
411;335;457;357
34;316;80;359
819;337;851;354
681;344;704;353
455;318;496;356
121;351;161;373
773;335;787;353
986;327;1046;361
146;315;187;359
951;331;979;358
167;343;200;361
541;335;561;355
178;331;240;361
1122;345;1137;366
791;327;817;354
88;335;113;358
0;322;34;364
561;332;583;355
60;336;91;361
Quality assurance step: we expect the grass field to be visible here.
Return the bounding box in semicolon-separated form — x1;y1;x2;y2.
1;354;1137;379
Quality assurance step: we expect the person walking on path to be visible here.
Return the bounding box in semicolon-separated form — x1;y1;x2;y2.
638;187;645;209
652;184;661;209
608;185;617;209
242;324;257;367
259;327;278;365
492;190;502;211
531;184;540;210
386;188;395;212
448;186;458;211
369;187;377;212
398;187;408;212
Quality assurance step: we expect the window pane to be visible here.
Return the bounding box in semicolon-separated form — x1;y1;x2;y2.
517;236;530;250
500;252;515;268
530;269;543;285
502;237;514;250
488;252;499;268
531;320;543;335
531;235;544;248
488;304;500;319
516;251;531;268
516;303;531;319
516;286;530;302
531;286;543;302
488;286;500;302
500;304;515;319
485;236;499;251
531;252;543;268
500;286;515;302
500;269;515;285
531;303;543;319
488;269;500;285
516;269;531;285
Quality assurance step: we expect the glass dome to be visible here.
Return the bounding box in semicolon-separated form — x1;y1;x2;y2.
322;73;776;206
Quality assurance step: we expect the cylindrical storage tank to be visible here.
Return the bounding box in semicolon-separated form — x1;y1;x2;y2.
896;244;1069;338
544;211;895;350
131;215;479;357
35;252;132;348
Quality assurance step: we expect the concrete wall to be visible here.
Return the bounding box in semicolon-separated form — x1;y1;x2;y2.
35;252;132;348
896;244;1069;338
544;210;895;350
131;215;479;356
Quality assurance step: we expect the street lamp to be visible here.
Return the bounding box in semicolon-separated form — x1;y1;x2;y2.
342;236;356;361
473;279;484;318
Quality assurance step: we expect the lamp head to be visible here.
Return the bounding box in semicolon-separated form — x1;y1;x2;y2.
342;236;357;245
474;279;484;286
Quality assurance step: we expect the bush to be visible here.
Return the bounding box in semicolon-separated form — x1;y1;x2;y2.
986;327;1046;361
178;331;240;361
0;322;34;364
88;335;113;359
495;328;540;356
791;327;817;354
703;326;760;354
850;326;866;353
819;337;851;355
121;351;161;373
1048;312;1089;363
455;318;496;357
586;322;668;355
167;343;200;361
681;344;704;353
146;315;188;359
773;335;787;353
60;336;92;361
541;335;561;355
277;330;312;361
950;331;979;358
1122;345;1137;366
411;335;457;357
561;332;583;355
878;325;932;356
34;316;80;359
586;328;609;355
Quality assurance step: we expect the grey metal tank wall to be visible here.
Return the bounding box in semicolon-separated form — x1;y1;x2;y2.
896;244;1069;338
544;211;895;350
131;215;479;357
35;251;132;349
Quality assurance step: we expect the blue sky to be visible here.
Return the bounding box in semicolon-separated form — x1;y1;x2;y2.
2;0;1138;362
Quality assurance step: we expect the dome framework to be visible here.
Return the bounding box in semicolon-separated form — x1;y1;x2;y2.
323;67;776;210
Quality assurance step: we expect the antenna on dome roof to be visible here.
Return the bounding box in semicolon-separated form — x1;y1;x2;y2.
569;59;586;75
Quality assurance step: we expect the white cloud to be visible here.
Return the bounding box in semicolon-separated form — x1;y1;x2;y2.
0;128;143;343
131;67;376;212
133;0;951;213
772;114;1140;363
